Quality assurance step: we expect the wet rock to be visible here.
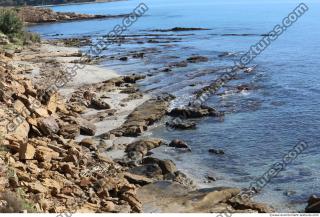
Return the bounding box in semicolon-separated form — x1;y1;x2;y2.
116;55;127;61
306;195;320;213
151;27;211;32
168;61;188;68
132;52;145;58
166;120;196;130
90;98;111;110
123;74;146;83
186;56;209;63
169;106;223;118
208;148;225;155
169;139;191;151
283;190;296;197
207;175;217;182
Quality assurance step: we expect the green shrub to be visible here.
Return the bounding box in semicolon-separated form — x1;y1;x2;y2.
0;9;23;36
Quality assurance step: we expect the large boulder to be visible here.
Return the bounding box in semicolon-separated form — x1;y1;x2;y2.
306;195;320;212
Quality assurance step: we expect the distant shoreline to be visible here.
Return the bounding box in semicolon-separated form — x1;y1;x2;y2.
36;0;126;8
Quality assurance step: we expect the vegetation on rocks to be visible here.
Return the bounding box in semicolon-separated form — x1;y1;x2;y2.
0;8;40;47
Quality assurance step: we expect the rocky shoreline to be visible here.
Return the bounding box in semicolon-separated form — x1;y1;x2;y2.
0;39;277;213
17;7;129;24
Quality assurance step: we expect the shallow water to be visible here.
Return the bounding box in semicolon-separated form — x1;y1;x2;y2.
29;0;320;212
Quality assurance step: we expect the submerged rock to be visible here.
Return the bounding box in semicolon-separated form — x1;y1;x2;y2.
186;56;209;63
150;27;211;32
208;148;225;155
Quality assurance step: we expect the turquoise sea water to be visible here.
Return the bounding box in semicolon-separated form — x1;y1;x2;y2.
29;0;320;212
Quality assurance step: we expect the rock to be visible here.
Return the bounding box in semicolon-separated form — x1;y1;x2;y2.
9;119;30;142
58;124;80;139
18;7;113;23
207;175;217;182
160;160;177;175
151;27;211;32
101;201;116;212
38;117;59;136
306;195;320;213
129;164;163;180
18;95;49;118
136;181;244;213
123;74;146;83
208;148;225;155
125;139;164;160
111;97;172;137
119;57;128;61
22;181;48;194
142;157;177;175
186;56;209;63
35;146;60;162
46;93;58;114
166;120;196;130
169;106;223;118
120;192;142;213
168;61;188;68
79;138;97;151
124;172;153;186
78;118;96;136
228;196;274;213
90;98;111;110
13;100;31;118
19;143;36;160
169;139;191;151
42;178;62;195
